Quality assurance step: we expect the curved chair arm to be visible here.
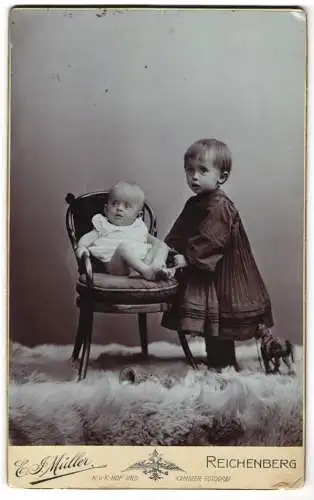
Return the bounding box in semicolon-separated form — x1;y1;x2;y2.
75;250;94;288
83;253;93;288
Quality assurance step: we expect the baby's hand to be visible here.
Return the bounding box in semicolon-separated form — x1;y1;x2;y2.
174;254;188;269
75;246;90;259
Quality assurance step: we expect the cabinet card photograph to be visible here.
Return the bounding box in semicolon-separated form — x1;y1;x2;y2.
7;6;306;490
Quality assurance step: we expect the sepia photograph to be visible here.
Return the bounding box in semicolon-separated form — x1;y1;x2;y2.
7;5;306;489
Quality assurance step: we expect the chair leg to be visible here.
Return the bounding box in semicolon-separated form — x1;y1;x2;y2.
178;331;198;369
138;313;148;356
72;313;85;362
79;329;93;381
76;300;93;381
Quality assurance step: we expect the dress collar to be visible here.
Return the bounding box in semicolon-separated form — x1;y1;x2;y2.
194;188;224;205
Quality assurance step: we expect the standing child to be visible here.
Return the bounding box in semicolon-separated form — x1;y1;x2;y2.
162;138;273;370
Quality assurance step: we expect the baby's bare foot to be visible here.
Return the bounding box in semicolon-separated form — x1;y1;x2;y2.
165;267;177;279
154;267;176;281
141;266;157;281
141;264;176;281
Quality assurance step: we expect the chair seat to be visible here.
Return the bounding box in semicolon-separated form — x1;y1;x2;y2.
77;273;178;304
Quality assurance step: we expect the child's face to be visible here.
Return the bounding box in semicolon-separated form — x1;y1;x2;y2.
106;188;142;226
184;150;227;194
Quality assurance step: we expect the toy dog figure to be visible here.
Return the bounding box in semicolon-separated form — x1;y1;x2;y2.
255;324;295;375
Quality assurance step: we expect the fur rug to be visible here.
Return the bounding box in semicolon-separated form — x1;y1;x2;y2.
9;339;303;446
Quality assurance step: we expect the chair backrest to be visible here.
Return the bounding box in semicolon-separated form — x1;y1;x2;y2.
66;191;157;268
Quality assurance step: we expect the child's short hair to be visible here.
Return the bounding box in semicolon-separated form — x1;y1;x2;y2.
184;138;232;176
108;182;145;209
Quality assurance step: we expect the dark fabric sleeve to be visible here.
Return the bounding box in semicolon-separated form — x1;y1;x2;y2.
164;199;192;253
185;200;234;272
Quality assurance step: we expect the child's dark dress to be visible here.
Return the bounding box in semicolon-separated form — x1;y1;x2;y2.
162;189;273;341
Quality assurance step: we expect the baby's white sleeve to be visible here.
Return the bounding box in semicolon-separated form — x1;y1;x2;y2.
92;214;105;234
139;218;149;240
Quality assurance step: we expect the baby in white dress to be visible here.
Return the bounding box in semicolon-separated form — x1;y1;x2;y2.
76;182;172;281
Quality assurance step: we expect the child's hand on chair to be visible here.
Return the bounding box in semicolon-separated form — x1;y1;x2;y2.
174;254;188;269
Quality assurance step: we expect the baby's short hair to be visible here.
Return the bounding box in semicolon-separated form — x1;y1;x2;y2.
108;181;145;209
184;138;232;176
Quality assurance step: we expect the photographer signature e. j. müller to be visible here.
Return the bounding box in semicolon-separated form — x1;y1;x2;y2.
14;452;107;484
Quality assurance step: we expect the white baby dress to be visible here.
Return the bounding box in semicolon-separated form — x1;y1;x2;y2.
89;214;151;263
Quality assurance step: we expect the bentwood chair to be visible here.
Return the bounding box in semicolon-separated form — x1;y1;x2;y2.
65;191;179;380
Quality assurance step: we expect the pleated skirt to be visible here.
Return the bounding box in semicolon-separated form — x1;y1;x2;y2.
162;216;273;341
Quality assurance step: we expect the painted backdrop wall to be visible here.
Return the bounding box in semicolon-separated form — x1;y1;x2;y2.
9;8;306;346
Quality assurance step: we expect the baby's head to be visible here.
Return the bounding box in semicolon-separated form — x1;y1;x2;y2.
106;182;145;226
184;138;232;194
